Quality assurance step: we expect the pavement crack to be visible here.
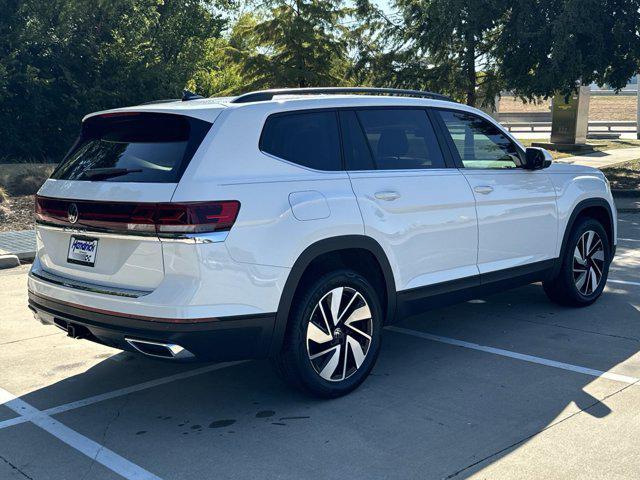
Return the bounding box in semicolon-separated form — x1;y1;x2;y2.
443;378;640;479
81;394;129;480
0;453;35;480
0;332;62;346
518;318;640;343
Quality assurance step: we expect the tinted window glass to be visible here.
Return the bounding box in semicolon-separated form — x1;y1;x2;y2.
355;109;445;170
437;110;520;169
52;113;212;183
339;111;376;171
260;111;341;171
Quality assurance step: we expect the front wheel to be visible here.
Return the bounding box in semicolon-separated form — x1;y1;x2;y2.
274;269;383;398
543;217;611;307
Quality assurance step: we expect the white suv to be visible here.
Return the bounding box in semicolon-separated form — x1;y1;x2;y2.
28;88;616;397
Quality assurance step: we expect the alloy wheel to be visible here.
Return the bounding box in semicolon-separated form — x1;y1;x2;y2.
305;286;373;382
573;230;605;296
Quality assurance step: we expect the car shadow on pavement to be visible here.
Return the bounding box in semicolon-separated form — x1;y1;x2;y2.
8;280;640;479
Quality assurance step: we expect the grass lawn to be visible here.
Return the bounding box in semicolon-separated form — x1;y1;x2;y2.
518;139;640;159
601;159;640;190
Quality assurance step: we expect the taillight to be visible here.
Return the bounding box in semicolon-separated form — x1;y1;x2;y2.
155;202;240;233
35;196;240;235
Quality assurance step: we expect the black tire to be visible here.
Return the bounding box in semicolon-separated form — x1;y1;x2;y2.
274;269;383;398
543;217;611;307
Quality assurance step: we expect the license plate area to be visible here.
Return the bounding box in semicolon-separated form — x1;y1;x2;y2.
67;236;99;267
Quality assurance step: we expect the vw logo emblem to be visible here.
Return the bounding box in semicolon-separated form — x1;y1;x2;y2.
67;203;79;224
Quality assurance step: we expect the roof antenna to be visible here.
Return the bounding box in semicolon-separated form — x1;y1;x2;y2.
182;89;204;101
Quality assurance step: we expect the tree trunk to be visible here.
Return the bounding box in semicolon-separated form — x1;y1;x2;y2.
464;32;476;107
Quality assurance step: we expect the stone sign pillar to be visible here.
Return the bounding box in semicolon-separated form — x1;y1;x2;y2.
637;79;640;139
550;85;590;146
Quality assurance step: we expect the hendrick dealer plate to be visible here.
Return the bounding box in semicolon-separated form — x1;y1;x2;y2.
67;236;99;267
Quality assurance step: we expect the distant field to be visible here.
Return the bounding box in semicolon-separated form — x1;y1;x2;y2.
500;95;636;121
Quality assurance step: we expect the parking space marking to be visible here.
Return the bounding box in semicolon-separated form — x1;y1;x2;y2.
0;360;248;431
609;279;640;287
1;386;162;480
387;326;640;385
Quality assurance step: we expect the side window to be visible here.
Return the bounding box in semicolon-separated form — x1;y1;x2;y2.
260;111;341;171
355;109;446;170
437;110;521;169
339;111;376;171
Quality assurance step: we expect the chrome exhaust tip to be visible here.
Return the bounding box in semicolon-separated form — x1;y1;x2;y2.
125;338;194;360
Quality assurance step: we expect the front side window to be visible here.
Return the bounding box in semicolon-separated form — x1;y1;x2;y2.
260;111;341;171
437;110;521;169
354;109;446;170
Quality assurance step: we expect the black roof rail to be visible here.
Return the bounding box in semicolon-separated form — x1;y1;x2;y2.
230;87;453;104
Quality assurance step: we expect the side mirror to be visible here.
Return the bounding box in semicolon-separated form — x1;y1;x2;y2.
523;147;553;170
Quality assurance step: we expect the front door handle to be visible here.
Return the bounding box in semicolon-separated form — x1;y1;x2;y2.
374;191;401;201
474;186;494;195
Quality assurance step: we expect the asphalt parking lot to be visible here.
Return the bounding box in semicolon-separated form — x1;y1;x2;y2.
1;213;639;480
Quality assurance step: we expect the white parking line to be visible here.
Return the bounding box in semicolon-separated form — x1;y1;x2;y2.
1;387;162;480
609;279;640;287
0;360;248;430
387;326;640;385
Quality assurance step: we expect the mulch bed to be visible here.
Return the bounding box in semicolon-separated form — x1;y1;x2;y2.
601;159;640;190
0;195;35;232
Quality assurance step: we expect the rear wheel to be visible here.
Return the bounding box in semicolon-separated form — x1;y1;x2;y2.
274;269;383;398
543;217;611;307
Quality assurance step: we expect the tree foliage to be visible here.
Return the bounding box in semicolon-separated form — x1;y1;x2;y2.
241;0;349;89
0;0;225;161
351;0;508;107
496;0;640;98
1;0;640;161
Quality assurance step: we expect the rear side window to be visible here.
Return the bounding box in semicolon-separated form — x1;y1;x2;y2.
52;113;212;183
260;111;341;171
355;109;445;170
339;111;376;171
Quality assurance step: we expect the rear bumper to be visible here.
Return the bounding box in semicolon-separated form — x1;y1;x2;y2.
28;291;276;362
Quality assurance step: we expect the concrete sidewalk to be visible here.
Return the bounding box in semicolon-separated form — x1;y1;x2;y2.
0;230;36;267
555;146;640;169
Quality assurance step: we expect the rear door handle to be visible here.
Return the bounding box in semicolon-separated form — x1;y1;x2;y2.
374;191;401;201
473;186;494;195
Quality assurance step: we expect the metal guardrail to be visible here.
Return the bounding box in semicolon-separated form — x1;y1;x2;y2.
502;120;637;133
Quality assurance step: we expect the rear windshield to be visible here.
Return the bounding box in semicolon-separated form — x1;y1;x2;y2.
51;112;212;183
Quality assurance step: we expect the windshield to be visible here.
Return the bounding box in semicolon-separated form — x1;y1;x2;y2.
51;112;212;183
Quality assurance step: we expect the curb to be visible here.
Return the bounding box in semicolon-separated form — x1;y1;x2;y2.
0;254;20;270
612;189;640;198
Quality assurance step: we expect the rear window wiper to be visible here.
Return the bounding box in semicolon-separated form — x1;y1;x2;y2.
82;168;143;181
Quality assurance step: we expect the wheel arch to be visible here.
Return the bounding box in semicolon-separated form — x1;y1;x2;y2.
269;235;397;356
555;198;615;275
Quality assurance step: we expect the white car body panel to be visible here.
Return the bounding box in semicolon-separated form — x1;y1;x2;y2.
544;163;617;254
348;169;479;290
461;169;558;274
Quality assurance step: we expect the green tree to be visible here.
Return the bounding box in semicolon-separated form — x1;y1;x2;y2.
351;0;506;107
0;0;225;161
242;0;350;89
496;0;640;98
188;13;259;96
